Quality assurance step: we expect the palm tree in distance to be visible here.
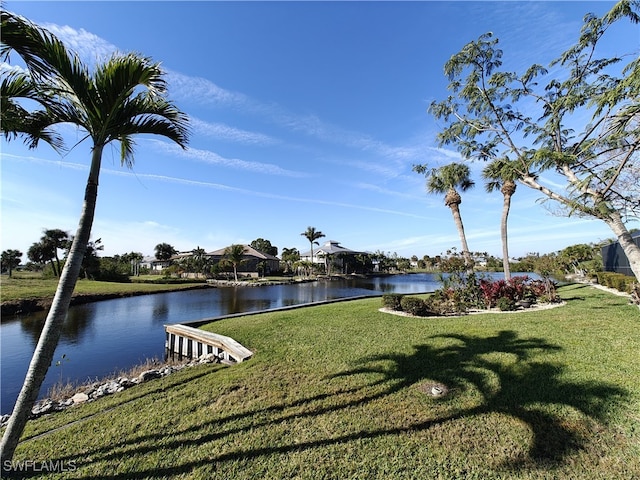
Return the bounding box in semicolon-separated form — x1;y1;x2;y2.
0;10;189;463
27;242;47;271
281;247;300;274
40;228;69;277
414;163;475;273
225;244;247;282
482;159;519;280
1;249;23;277
191;246;207;275
301;226;325;276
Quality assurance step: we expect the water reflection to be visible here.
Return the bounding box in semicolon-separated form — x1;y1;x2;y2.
9;307;95;348
151;297;170;322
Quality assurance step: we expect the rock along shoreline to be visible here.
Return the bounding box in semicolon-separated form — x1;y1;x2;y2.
0;353;224;428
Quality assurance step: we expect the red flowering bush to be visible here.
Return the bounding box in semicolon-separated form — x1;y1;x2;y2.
478;275;553;308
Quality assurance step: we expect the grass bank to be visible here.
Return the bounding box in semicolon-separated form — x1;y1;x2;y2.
4;284;639;479
0;273;209;315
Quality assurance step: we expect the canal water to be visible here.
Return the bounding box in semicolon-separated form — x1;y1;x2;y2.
0;272;527;414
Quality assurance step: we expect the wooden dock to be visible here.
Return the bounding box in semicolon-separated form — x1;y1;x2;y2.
164;324;253;364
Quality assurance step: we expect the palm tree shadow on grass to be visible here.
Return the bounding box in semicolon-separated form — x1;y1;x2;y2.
333;329;627;469
33;330;627;479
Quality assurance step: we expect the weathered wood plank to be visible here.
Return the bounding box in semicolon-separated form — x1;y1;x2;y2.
164;324;253;362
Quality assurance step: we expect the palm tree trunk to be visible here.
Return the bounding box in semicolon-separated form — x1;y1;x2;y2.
449;204;474;273
501;193;512;281
48;258;58;277
54;250;62;278
0;147;103;463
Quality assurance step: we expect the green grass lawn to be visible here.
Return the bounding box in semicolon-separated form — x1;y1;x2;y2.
0;273;206;302
5;284;639;479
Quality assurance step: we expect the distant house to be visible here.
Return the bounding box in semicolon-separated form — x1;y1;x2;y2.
140;255;171;272
601;231;640;276
300;240;365;274
207;245;280;277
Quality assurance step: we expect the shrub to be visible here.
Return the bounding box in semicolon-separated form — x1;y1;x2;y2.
400;296;432;316
424;289;467;315
382;294;404;311
497;297;516;311
595;272;635;293
479;275;542;308
478;276;562;308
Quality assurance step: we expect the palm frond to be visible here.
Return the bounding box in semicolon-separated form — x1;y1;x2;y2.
0;70;65;150
1;9;79;83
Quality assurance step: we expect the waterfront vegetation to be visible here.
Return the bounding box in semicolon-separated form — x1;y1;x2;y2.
3;284;639;479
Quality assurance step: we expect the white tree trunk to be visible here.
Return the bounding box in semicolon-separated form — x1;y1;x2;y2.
603;212;640;282
0;148;103;464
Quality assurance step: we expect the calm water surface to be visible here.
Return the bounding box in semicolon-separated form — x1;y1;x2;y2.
0;273;531;413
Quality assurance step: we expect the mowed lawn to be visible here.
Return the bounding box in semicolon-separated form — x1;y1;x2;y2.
0;274;205;302
7;284;640;479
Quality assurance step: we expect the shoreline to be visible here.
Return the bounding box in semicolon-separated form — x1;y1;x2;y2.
0;273;391;316
0;283;214;316
0;353;224;428
1;276;320;316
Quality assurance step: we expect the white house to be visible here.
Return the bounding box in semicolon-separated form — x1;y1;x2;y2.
300;240;365;274
140;255;171;272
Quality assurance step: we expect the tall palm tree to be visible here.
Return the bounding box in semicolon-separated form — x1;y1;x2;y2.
482;159;519;280
414;163;475;273
225;244;247;282
0;11;189;463
301;226;325;275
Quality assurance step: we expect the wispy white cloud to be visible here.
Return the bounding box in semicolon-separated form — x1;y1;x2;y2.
426;146;464;162
1;153;86;171
537;173;569;191
44;23;117;68
89;217;208;256
189;117;279;146
2;153;429;220
154;142;309;178
117;170;430;219
340;159;405;179
276;111;426;164
31;21;428;181
353;182;425;201
363;232;460;255
166;72;426;170
166;70;251;108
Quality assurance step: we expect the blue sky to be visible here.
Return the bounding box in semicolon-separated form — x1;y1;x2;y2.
1;1;637;260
